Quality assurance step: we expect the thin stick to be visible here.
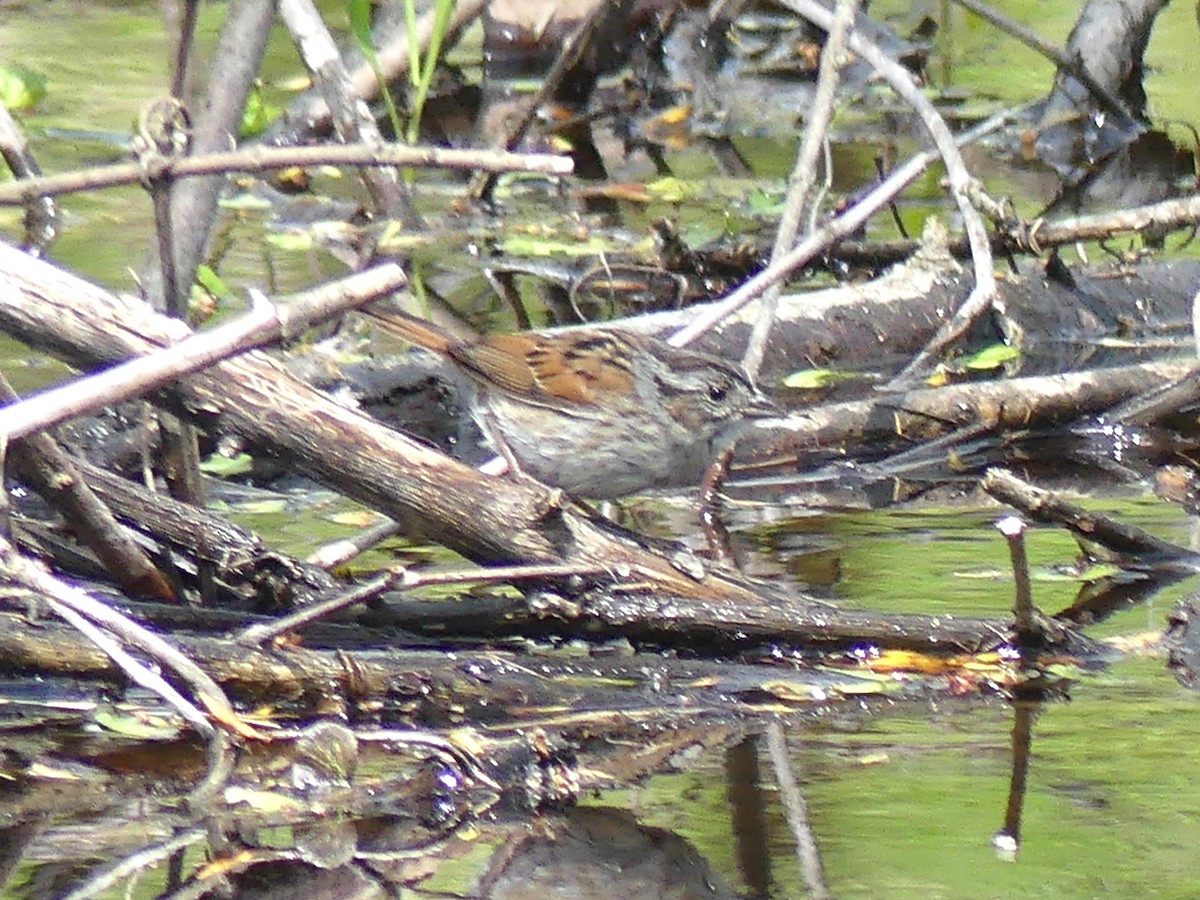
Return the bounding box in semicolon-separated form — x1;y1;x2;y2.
307;517;404;569
996;515;1035;637
0;264;406;442
744;0;861;381
687;0;999;363
0;536;234;740
952;0;1137;125
236;561;608;645
983;468;1200;568
279;0;416;222
0;143;573;206
42;596;215;739
0;542;264;742
669;109;1016;347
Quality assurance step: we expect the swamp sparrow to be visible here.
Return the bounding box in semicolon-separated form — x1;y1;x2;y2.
363;309;776;499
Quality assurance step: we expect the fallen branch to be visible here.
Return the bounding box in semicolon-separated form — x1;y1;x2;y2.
0;142;572;206
983;467;1200;569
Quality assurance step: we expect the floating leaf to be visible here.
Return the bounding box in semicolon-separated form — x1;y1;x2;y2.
94;708;181;739
199;452;254;477
961;342;1020;370
225;786;302;814
218;193;273;211
500;232;613;257
745;186;784;216
782;368;856;389
644;176;692;202
240;82;279;138
0;65;47;112
265;231;314;251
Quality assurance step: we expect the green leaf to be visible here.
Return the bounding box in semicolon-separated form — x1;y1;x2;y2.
782;368;856;389
199;452;254;476
346;0;404;141
194;264;233;301
644;176;692;202
218;193;273;211
94;708;181;739
961;342;1020;370
0;65;47;112
345;0;405;141
240;83;279;138
265;231;314;251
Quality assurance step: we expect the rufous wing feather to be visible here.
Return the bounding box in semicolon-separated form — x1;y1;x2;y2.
361;309;454;354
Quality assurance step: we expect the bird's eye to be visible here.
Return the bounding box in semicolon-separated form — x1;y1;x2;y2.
708;381;729;403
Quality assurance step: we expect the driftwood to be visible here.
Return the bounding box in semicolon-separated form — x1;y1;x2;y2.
0;237;1183;651
0;242;780;609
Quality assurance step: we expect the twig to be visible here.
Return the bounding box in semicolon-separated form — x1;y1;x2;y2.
770;0;1000;378
773;0;998;384
1018;193;1200;251
139;0;275;311
236;561;608;645
0;97;57;252
804;188;1200;264
236;570;403;645
668;107;1015;348
952;0;1138;126
307;516;404;569
743;358;1194;473
279;0;417;223
0;143;573;206
983;468;1200;569
744;0;861;381
0;264;406;442
0;535;239;739
996;515;1036;637
265;0;487;142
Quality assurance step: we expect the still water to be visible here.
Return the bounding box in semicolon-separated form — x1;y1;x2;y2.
3;1;1200;897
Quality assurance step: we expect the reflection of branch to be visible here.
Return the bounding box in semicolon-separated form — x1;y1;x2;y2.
0;143;573;206
995;699;1035;859
60;827;207;900
766;723;830;899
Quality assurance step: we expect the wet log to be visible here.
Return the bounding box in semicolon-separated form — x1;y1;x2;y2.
0;244;777;608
